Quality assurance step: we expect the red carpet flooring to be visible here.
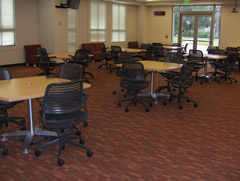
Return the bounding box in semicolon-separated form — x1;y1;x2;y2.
0;61;240;180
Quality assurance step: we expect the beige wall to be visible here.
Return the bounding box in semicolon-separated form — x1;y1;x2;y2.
0;0;38;66
142;4;240;48
1;1;240;65
144;5;173;45
220;4;240;49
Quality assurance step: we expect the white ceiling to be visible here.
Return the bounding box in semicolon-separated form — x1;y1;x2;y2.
103;0;237;6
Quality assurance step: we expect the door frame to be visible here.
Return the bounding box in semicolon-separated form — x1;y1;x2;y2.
178;11;214;50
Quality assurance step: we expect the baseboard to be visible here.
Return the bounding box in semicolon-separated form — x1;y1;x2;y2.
0;63;26;68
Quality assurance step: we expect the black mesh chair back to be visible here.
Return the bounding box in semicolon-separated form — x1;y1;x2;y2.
111;46;122;63
223;54;238;72
75;48;90;57
121;62;146;84
207;46;219;54
73;49;90;64
189;49;204;63
58;63;82;80
188;50;205;81
217;49;226;55
118;52;133;63
226;47;237;55
152;43;164;59
163;52;183;63
38;48;48;57
43;81;86;129
179;61;194;88
141;45;155;60
0;68;11;80
139;43;151;50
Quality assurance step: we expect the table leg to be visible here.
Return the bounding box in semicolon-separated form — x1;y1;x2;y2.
1;98;57;154
138;71;170;102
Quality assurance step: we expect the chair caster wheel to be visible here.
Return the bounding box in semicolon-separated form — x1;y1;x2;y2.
35;150;41;157
121;89;124;92
118;103;121;107
76;130;81;135
125;108;129;112
235;80;237;83
194;103;198;107
84;122;88;127
113;91;116;95
87;150;93;157
145;108;150;112
149;102;153;107
2;149;8;156
58;159;64;166
163;101;167;105
178;105;183;109
79;138;85;145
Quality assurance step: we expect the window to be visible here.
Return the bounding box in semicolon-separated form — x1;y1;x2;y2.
68;9;78;52
0;0;15;46
90;0;106;42
112;3;126;42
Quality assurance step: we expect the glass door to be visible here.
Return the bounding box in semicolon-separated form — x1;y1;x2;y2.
179;14;213;54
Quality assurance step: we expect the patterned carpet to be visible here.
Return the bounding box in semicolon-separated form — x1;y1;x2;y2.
0;61;240;180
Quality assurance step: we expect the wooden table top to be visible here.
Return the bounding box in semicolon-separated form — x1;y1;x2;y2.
206;54;227;60
139;61;182;72
49;53;75;59
122;48;146;53
163;46;181;50
49;53;93;59
0;76;91;102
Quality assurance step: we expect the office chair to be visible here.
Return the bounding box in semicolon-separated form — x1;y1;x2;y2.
152;42;165;60
207;48;225;80
47;63;89;128
34;80;93;166
109;46;123;73
156;52;183;93
112;52;133;95
71;49;94;82
37;48;57;76
118;62;152;112
216;53;238;84
163;61;198;109
97;43;114;70
226;47;237;55
140;45;155;60
188;50;206;81
237;47;240;71
0;68;26;130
